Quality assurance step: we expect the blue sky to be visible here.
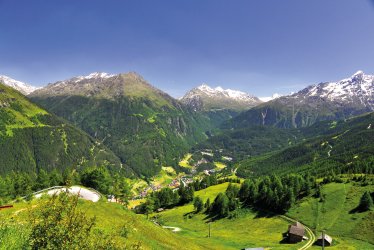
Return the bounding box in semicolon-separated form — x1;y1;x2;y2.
1;0;374;98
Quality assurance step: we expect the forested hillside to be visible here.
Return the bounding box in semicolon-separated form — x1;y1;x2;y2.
0;82;121;175
30;72;212;177
237;112;374;177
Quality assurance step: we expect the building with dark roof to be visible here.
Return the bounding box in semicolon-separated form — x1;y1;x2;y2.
288;221;305;243
315;233;333;246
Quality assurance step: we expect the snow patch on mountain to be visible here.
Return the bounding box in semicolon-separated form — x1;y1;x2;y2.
195;84;258;101
259;93;282;102
0;75;39;95
296;71;373;107
181;84;262;111
54;72;116;86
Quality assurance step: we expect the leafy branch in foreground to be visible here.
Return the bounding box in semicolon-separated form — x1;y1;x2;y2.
28;192;119;250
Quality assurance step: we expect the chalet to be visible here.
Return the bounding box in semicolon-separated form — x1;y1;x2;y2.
315;233;333;246
288;221;305;243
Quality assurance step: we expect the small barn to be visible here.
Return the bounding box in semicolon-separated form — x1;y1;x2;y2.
315;233;333;246
288;221;305;243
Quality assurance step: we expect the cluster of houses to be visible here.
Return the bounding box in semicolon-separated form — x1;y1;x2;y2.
168;179;180;188
134;176;194;199
287;221;333;246
135;183;163;199
180;176;193;186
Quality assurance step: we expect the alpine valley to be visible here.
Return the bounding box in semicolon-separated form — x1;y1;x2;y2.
0;71;373;249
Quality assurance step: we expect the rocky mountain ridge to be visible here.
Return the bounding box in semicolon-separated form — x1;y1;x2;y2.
181;84;262;111
225;71;374;129
0;75;39;95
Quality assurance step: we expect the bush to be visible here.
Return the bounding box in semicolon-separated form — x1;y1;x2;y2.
28;192;120;249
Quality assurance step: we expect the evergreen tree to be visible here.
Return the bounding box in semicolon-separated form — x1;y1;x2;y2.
225;183;239;199
204;198;211;212
144;198;155;219
112;176;131;205
210;193;229;218
49;169;63;187
179;185;194;204
238;180;250;202
35;169;50;190
80;167;112;194
193;196;204;212
359;191;373;211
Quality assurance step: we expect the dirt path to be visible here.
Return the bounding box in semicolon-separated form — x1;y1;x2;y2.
162;226;182;232
278;215;315;250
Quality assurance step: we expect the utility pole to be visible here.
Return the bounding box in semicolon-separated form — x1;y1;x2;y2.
322;230;325;250
208;222;211;238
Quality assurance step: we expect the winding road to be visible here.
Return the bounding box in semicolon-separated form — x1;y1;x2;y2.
33;186;101;202
278;215;316;250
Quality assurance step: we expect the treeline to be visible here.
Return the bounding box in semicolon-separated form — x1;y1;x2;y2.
237;174;316;212
0;166;131;205
137;175;240;215
191;173;317;220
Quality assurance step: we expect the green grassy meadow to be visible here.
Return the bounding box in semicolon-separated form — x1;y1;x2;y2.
154;183;303;250
0;198;202;250
287;182;374;249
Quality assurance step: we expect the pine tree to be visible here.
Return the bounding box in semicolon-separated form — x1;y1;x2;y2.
193;196;204;212
35;169;50;191
359;191;373;211
204;198;211;212
211;193;229;218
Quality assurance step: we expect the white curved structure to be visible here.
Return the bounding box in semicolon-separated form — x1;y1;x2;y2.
33;186;101;202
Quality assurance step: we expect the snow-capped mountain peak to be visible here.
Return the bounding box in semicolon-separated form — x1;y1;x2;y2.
259;93;282;102
68;72;115;83
0;75;39;95
352;70;364;79
290;71;374;110
181;83;262;111
303;71;373;99
195;84;256;100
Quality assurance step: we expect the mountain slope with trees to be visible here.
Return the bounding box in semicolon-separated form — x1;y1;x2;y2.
236;112;374;177
0;82;121;176
30;72;212;177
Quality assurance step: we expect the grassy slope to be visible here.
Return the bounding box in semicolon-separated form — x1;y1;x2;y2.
0;83;48;136
155;183;302;250
287;182;374;249
0;199;201;250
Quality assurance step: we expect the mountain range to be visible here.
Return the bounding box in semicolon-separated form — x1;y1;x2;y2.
29;72;211;177
1;70;374;178
224;71;374;129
